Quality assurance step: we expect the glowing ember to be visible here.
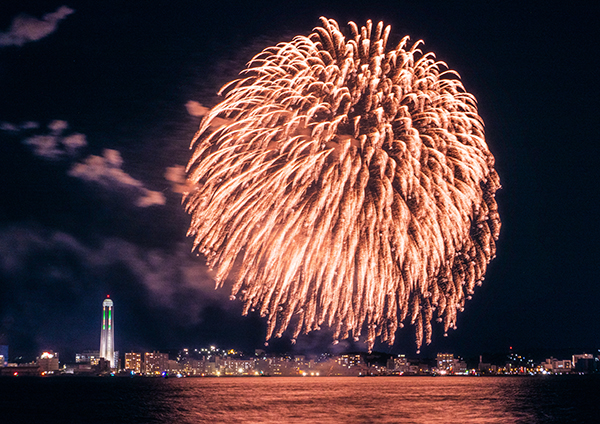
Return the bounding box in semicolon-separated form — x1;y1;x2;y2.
185;17;500;351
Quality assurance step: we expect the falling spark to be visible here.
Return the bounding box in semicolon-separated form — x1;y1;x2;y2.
185;17;500;351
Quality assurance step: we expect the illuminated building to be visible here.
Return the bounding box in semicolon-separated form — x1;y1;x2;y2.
436;353;454;373
76;350;101;365
167;360;182;374
388;354;409;373
125;352;142;373
99;296;115;368
336;354;363;368
0;345;8;367
436;353;466;375
221;358;254;375
478;356;496;374
572;354;595;373
0;364;40;376
37;351;59;373
144;351;169;375
543;357;572;374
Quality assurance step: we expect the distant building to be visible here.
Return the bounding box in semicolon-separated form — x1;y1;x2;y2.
144;351;169;375
179;357;204;375
454;360;468;374
0;345;8;367
436;353;454;373
125;352;142;373
63;363;97;375
264;357;289;376
478;361;497;374
336;354;363;369
436;353;466;375
167;359;182;374
37;351;59;373
76;350;101;365
572;354;595;374
387;355;409;373
99;296;115;368
221;358;254;375
0;364;40;376
478;354;493;374
97;358;111;373
543;357;572;374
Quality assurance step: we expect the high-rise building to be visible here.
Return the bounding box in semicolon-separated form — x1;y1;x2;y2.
125;352;142;373
144;351;169;375
99;296;115;368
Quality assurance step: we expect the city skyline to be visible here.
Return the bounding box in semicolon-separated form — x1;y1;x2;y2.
2;340;599;378
2;312;599;369
0;1;599;360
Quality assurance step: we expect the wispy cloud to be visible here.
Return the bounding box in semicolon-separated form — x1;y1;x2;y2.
21;121;40;130
0;121;40;132
0;225;222;321
48;119;69;134
0;6;75;47
0;224;228;354
19;120;87;160
0;122;19;132
2;119;165;208
69;149;166;208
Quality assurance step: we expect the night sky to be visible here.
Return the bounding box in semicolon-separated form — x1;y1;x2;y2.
0;0;598;362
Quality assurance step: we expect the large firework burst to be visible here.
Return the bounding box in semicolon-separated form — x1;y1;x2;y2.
185;17;500;351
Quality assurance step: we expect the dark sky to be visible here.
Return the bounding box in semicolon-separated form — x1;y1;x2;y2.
0;0;598;361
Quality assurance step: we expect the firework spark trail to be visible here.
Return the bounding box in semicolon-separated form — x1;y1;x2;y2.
185;17;500;351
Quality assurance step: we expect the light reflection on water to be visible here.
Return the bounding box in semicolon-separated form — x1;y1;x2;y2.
157;377;531;423
2;376;599;423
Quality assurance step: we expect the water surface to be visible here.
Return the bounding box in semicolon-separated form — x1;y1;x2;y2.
1;376;598;423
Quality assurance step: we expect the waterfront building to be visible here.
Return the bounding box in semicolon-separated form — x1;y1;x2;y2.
336;354;363;368
543;357;572;374
332;354;369;376
37;351;59;373
436;353;454;373
478;355;492;374
221;358;255;375
572;353;595;374
505;352;535;374
478;359;498;375
0;364;40;376
144;351;169;375
99;296;115;368
387;354;409;374
167;359;182;374
435;353;467;375
204;361;218;375
63;363;97;375
179;357;204;375
76;350;101;365
124;352;142;373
